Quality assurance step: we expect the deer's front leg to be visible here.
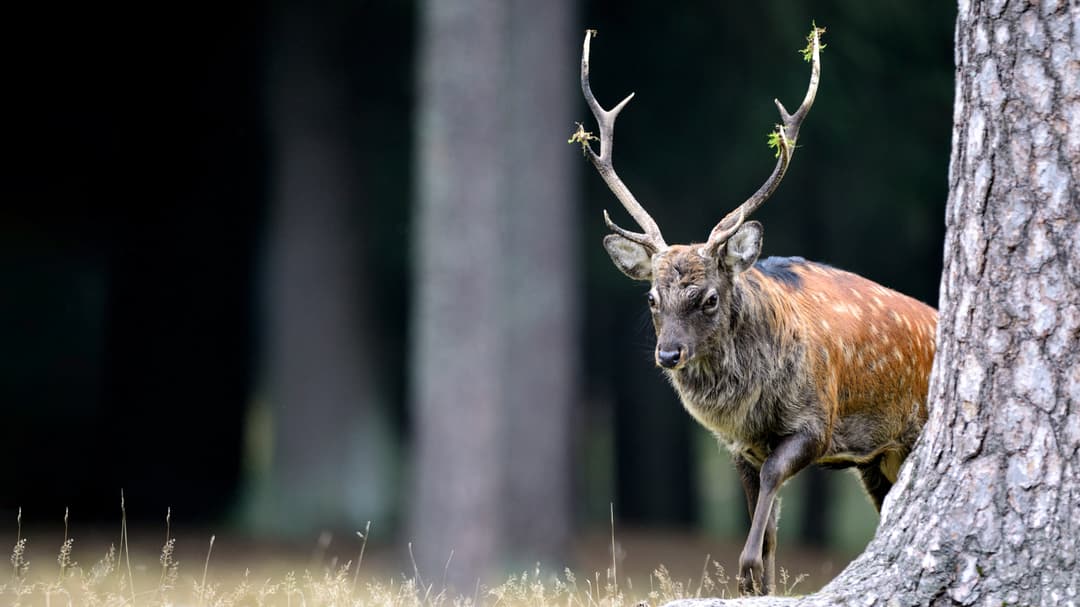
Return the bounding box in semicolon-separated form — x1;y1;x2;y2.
733;455;777;594
737;433;819;595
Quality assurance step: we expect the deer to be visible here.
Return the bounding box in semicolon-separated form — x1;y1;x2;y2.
571;27;937;595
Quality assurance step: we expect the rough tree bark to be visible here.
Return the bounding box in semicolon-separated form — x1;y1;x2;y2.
668;1;1080;605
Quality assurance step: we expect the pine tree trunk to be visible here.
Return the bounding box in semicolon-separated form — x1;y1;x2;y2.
667;1;1080;605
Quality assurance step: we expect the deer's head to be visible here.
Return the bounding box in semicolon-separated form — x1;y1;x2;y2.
573;28;822;370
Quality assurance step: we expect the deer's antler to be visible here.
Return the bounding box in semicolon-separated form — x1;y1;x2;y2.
576;30;667;253
706;24;824;251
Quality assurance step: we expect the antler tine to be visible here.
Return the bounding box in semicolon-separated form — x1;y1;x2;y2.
707;25;824;249
579;30;667;252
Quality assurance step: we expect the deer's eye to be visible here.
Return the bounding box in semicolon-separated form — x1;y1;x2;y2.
703;293;719;311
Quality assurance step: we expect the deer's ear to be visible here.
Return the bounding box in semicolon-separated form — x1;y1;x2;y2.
603;234;653;281
722;221;763;274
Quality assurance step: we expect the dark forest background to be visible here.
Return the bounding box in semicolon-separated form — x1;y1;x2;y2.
1;0;956;587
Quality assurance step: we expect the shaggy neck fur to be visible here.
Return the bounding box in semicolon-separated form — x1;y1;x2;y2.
663;270;810;451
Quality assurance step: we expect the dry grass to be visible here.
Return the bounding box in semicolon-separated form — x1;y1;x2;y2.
2;509;810;607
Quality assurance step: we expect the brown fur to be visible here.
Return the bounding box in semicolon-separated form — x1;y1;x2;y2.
604;233;937;596
647;245;936;480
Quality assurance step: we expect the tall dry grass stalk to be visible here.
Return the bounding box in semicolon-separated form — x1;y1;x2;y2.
1;506;812;606
121;490;136;605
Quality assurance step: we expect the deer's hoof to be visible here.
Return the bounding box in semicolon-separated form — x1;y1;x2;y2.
738;555;765;596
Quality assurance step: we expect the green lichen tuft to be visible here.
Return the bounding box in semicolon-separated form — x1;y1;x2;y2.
766;127;794;158
568;122;598;156
801;21;827;62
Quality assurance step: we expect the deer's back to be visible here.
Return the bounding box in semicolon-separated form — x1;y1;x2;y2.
754;257;937;476
671;257;937;475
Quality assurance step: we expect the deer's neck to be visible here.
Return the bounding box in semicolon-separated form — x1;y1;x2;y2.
716;272;790;370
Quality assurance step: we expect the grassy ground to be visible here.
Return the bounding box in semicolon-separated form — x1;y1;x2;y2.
1;514;849;606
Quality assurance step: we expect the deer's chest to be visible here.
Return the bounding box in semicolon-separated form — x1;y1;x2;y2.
668;367;770;447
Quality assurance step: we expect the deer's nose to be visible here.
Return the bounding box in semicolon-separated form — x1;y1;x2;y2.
657;348;682;368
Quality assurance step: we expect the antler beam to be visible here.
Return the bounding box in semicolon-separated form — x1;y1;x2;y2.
577;30;667;253
706;25;824;249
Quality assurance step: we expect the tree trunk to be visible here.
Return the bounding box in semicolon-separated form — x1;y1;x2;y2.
500;0;578;569
667;1;1080;605
410;0;508;589
411;0;579;587
248;2;392;537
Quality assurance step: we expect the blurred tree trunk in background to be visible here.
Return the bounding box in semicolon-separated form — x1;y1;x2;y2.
411;0;505;586
671;1;1080;604
412;0;577;588
797;467;829;547
500;0;578;569
248;1;393;537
